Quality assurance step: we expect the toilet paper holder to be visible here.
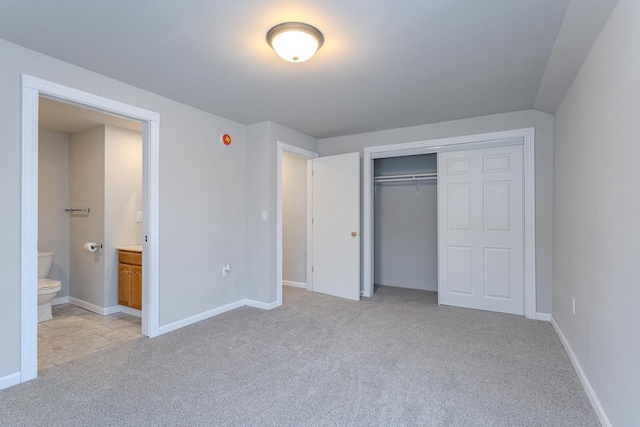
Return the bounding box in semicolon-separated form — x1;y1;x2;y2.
84;242;103;252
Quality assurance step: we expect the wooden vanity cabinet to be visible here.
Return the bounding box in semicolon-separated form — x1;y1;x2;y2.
118;250;142;310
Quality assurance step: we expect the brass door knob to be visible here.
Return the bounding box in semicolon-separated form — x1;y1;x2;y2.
351;231;358;237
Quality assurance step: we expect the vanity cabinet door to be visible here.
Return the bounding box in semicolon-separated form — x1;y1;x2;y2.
118;264;132;306
130;265;142;310
118;250;143;309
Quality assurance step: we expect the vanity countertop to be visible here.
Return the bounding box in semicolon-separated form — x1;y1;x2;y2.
116;245;142;253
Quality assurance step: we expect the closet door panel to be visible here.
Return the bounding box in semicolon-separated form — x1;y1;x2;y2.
447;183;472;230
447;246;473;295
483;181;511;231
483;247;511;299
438;144;524;315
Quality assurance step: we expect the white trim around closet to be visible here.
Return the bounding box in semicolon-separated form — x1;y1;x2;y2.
363;128;536;319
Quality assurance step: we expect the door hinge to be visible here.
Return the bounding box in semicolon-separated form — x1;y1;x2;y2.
312;267;314;273
145;235;148;242
312;218;314;224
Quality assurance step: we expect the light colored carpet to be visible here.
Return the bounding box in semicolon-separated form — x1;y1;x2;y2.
0;286;598;426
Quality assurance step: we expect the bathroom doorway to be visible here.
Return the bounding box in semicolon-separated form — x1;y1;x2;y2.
36;98;145;371
20;75;160;382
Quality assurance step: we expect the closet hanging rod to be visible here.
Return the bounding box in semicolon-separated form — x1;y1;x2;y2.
374;177;437;183
374;173;436;180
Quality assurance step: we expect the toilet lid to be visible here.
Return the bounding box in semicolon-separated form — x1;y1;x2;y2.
38;279;61;290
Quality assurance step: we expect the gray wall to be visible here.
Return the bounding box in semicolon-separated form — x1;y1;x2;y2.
38;130;70;298
374;155;437;291
45;124;142;310
69;126;106;307
553;0;639;424
319;109;554;314
245;122;272;303
0;38;248;379
104;125;142;308
282;152;307;285
245;121;318;303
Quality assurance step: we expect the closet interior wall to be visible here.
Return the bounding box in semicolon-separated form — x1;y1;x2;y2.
374;154;437;292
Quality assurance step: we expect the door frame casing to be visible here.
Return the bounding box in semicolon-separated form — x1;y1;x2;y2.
276;141;318;306
20;74;160;383
363;128;536;319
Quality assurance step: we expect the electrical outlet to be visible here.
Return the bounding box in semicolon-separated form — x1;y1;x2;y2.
572;297;576;314
222;263;230;277
261;210;268;221
136;211;143;223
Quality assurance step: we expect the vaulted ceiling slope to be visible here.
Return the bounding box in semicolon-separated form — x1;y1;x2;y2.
0;0;618;139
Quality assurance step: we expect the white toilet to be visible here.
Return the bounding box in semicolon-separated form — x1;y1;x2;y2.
38;251;62;322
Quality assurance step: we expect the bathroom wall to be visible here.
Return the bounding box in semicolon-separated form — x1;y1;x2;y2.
282;152;307;285
68;124;143;310
104;125;142;308
69;126;106;308
374;154;437;291
38;130;70;298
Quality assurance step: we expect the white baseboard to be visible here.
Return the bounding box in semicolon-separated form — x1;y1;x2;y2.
535;312;551;321
244;299;279;310
157;300;246;335
156;298;279;336
0;372;20;391
69;297;121;316
103;305;122;315
120;306;142;318
51;296;69;306
551;315;611;427
283;280;307;289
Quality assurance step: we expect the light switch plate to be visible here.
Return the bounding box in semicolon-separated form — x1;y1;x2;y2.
136;211;143;223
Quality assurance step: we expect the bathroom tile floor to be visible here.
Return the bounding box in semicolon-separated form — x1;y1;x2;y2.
38;304;142;371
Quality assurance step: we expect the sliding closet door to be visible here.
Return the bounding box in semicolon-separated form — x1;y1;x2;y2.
312;152;361;301
437;145;524;315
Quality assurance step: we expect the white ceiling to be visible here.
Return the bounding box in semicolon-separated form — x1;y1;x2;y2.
0;0;618;139
39;97;142;134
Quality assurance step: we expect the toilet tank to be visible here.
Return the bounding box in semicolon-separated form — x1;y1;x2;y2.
37;251;54;279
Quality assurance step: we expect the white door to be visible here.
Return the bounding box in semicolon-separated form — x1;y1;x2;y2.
437;145;524;315
312;152;361;301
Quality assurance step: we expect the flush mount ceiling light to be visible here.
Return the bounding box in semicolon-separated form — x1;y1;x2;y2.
266;22;324;63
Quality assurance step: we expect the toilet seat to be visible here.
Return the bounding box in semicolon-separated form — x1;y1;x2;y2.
38;278;61;291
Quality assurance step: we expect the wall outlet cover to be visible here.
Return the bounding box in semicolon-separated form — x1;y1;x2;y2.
136;211;143;223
